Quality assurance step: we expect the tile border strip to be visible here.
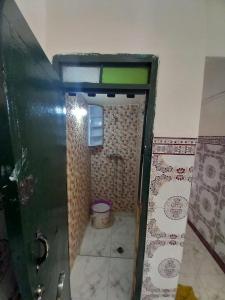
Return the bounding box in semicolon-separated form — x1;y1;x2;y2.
153;137;197;155
198;136;225;145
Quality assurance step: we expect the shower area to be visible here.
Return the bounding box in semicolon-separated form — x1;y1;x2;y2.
66;92;145;300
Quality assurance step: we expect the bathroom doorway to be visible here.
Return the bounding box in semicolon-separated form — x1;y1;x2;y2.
54;54;158;300
67;92;145;300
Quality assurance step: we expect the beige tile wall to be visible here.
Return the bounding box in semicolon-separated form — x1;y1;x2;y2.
66;94;91;267
90;104;144;212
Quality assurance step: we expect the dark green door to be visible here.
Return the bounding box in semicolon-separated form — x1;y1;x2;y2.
0;1;70;299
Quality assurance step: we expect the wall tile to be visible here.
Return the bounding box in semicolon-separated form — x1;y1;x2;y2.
66;94;91;267
141;137;196;300
198;186;218;224
90;104;144;212
189;136;225;267
200;154;224;192
147;206;188;240
142;242;183;299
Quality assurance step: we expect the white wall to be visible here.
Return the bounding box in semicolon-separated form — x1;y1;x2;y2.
15;0;225;138
199;57;225;136
206;0;225;56
15;0;47;52
45;0;206;138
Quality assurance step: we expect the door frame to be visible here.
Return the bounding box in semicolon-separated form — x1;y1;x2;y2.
53;53;158;300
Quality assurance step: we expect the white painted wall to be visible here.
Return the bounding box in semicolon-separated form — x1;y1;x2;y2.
199;57;225;136
45;0;206;138
206;0;225;56
15;0;225;138
15;0;47;51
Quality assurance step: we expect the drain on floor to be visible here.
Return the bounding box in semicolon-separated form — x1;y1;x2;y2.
117;247;124;254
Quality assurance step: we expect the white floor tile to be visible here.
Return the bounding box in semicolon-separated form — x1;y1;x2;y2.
108;258;134;300
111;215;136;258
80;223;111;257
71;213;136;300
70;256;110;300
179;225;225;300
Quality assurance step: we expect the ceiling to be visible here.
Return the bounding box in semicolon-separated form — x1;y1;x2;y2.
81;93;146;106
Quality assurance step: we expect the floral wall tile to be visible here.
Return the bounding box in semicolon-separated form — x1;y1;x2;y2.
142;242;183;299
90;103;144;212
66;94;91;267
150;180;192;210
141;137;196;300
147;206;188;239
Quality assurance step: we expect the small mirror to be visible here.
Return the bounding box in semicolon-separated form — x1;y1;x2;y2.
88;105;104;147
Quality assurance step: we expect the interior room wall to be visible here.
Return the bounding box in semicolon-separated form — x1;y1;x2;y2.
11;1;225;298
90;96;145;212
15;0;225;138
199;57;225;136
189;57;225;269
15;0;47;52
66;93;91;267
45;0;206;139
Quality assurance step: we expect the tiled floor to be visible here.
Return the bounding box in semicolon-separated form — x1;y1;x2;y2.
179;224;225;300
70;213;136;300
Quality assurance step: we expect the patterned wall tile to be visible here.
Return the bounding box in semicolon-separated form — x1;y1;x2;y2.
214;195;225;264
142;243;183;299
147;206;188;240
148;154;194;217
141;137;196;300
198;186;218;224
66;94;91;267
90;104;144;212
189;136;225;269
200;154;224;192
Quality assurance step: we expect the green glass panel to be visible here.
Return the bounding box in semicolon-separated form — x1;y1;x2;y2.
102;67;149;84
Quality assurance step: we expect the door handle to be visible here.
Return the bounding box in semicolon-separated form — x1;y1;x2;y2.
34;284;45;300
56;272;66;300
36;232;49;271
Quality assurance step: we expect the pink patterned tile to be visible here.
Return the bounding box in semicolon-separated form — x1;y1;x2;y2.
143;137;196;299
90;103;144;212
147;206;187;240
66;94;91;266
150;180;192;210
142;242;183;299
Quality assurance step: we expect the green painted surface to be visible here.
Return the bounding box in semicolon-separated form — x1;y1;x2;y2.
0;0;70;299
102;67;149;84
